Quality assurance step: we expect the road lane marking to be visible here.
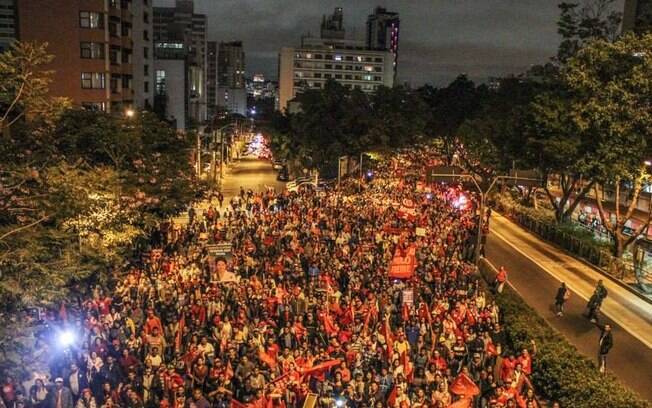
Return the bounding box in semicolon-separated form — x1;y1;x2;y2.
490;227;652;349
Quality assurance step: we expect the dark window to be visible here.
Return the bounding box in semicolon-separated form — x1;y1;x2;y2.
144;47;149;59
374;57;382;62
335;65;342;70
144;64;149;76
143;11;149;23
374;67;382;72
325;64;332;69
335;74;342;79
81;72;105;89
111;75;119;93
324;73;332;79
80;11;103;28
144;30;149;41
80;42;104;59
345;74;352;80
314;73;321;78
144;81;149;93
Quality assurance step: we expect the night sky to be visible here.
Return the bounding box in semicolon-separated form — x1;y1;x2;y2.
154;0;624;86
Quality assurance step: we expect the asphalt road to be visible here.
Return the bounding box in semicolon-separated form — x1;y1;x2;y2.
486;219;652;401
220;155;287;202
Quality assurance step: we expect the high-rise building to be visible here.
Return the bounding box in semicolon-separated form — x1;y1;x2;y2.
0;0;16;53
623;0;652;33
153;0;207;126
278;7;394;112
16;0;140;113
321;7;345;40
132;0;154;110
207;41;218;118
366;7;400;80
217;41;246;115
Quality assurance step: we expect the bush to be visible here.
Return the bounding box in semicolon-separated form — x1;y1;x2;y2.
479;260;650;408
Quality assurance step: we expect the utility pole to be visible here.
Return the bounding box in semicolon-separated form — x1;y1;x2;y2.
196;131;201;178
211;130;217;185
219;129;225;180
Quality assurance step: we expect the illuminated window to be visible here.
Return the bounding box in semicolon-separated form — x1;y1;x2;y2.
334;55;342;61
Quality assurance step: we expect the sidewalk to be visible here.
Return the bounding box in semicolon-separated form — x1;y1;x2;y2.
486;213;652;399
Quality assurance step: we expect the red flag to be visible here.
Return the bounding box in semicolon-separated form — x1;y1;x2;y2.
175;314;186;351
362;309;372;335
402;303;410;323
448;397;473;408
387;385;398;407
382;317;394;360
301;359;341;376
321;311;338;337
230;400;249;408
449;373;480;397
259;349;277;369
401;351;414;382
59;303;68;322
224;361;234;380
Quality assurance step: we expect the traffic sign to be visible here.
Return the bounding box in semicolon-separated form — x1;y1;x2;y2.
426;166;469;183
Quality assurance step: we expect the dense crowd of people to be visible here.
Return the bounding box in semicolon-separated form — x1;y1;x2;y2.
1;148;542;408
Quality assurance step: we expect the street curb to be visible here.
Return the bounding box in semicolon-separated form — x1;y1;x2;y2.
494;212;652;306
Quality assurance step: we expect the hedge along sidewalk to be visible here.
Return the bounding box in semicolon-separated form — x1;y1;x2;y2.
478;258;651;408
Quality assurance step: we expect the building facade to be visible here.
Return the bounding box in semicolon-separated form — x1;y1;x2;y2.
153;0;207;126
278;8;394;112
216;40;246;115
623;0;652;33
366;7;400;80
131;0;153;110
0;0;16;52
206;41;218;118
16;0;139;113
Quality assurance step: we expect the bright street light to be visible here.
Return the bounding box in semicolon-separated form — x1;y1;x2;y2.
125;108;135;118
58;330;76;347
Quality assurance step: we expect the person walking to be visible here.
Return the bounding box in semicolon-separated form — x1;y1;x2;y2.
597;324;613;374
586;280;608;323
554;282;570;316
494;267;507;294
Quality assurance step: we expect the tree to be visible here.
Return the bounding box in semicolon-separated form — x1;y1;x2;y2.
564;34;652;257
420;75;486;164
0;42;68;133
367;86;425;149
556;0;622;64
456;78;540;185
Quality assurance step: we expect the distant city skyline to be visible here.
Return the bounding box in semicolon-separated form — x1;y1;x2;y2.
154;0;624;86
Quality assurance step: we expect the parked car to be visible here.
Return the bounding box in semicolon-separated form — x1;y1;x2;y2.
273;160;285;170
277;166;290;181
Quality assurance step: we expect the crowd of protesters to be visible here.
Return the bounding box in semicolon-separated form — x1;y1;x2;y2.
1;147;543;408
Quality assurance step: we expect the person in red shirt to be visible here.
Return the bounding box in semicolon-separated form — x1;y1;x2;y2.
144;309;164;336
495;267;508;294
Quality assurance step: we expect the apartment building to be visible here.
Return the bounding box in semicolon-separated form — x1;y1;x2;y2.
16;0;145;112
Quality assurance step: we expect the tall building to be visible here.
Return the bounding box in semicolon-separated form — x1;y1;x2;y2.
366;7;400;80
16;0;140;113
153;0;207;126
132;0;154;110
217;41;246;115
0;0;16;52
321;7;345;40
623;0;652;33
206;41;218;118
278;7;394;112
